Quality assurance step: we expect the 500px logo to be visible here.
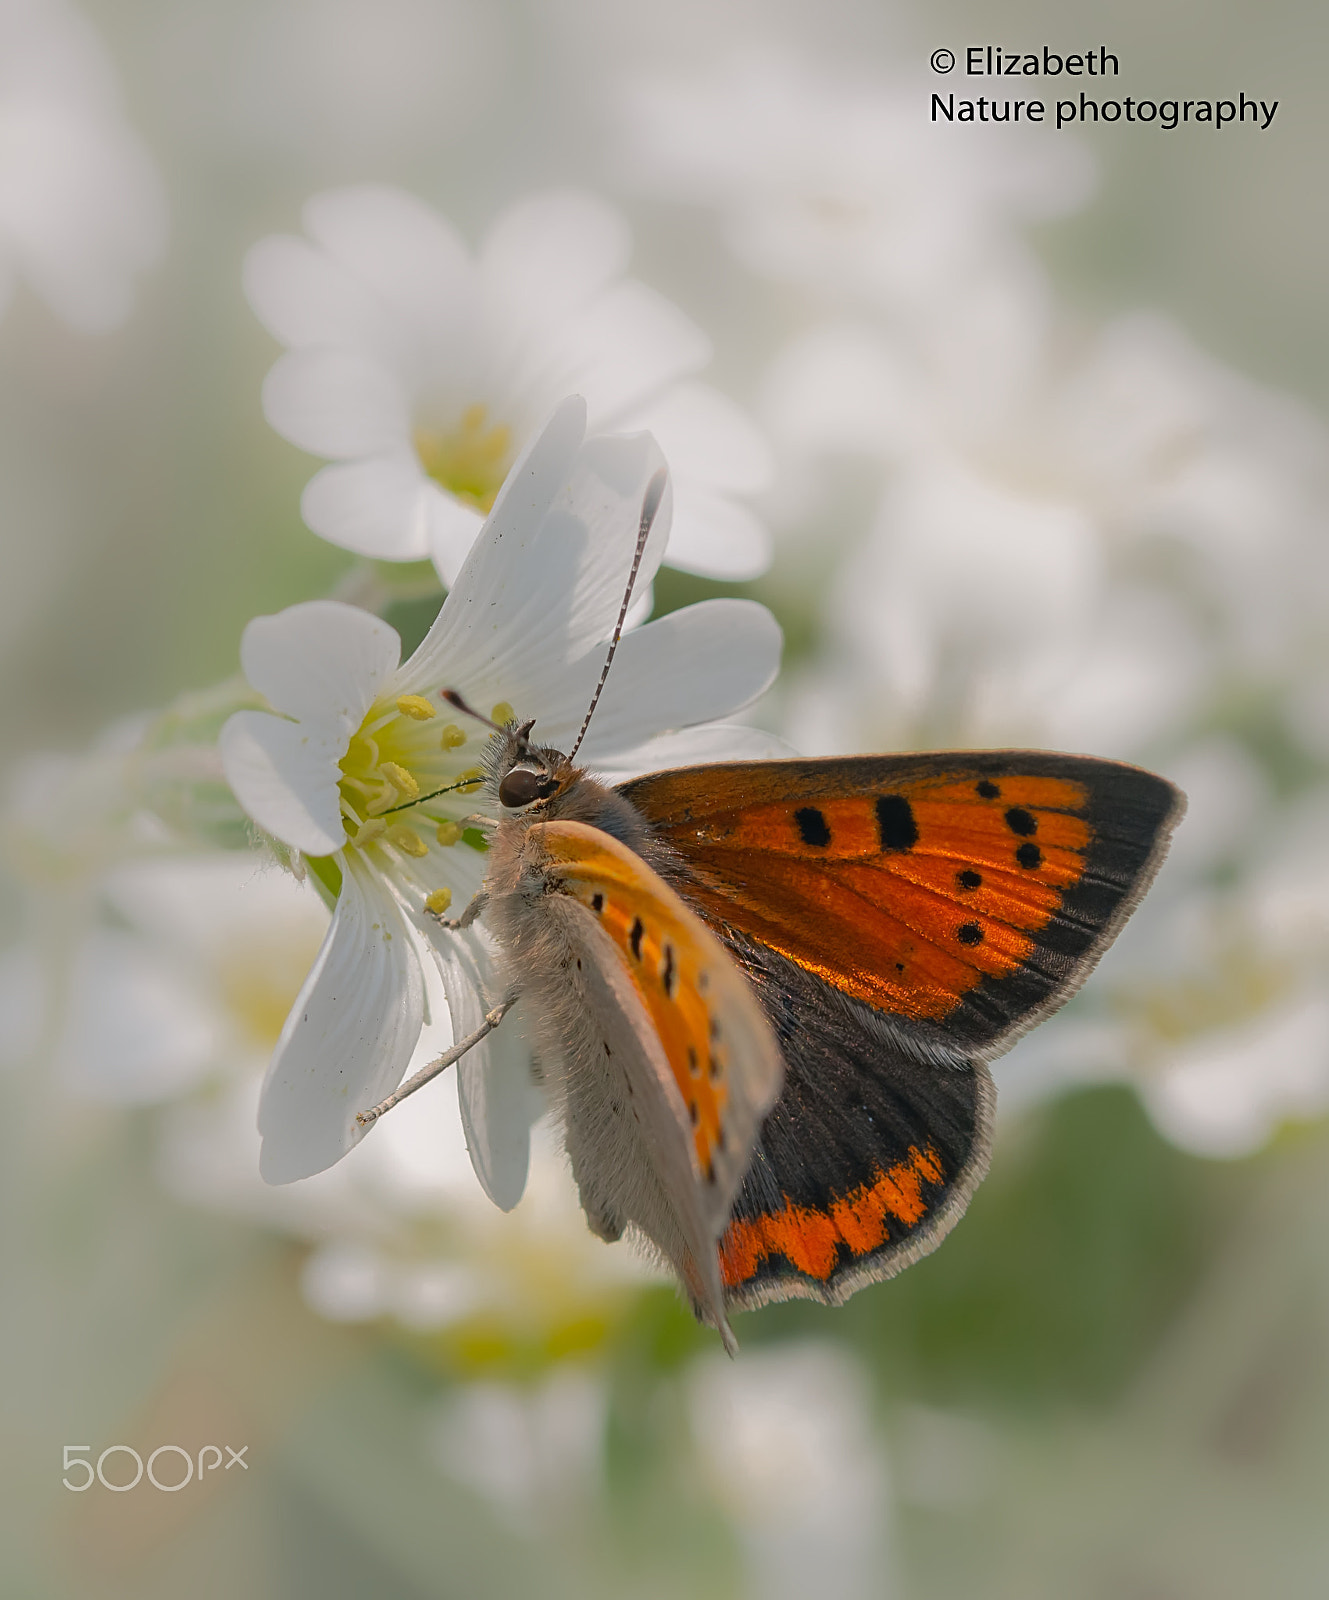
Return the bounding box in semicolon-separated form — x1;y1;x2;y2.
62;1443;249;1492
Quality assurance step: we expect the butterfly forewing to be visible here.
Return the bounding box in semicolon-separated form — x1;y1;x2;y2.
621;752;1184;1054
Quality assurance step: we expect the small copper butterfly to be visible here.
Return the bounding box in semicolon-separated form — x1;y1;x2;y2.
358;472;1185;1351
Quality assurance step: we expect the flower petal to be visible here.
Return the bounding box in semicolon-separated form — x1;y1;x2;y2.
240;600;401;726
301;456;436;561
403;400;676;702
480;189;632;327
562;280;712;422
219;710;347;856
630;380;774;494
591;722;797;784
551;598;783;760
261;347;411;459
663;487;773;581
302;185;476;356
258;857;425;1183
425;488;487;588
244;233;396;353
431;932;542;1210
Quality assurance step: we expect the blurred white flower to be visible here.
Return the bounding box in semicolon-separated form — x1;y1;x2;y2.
619;50;1089;324
429;1365;609;1530
688;1341;891;1600
161;1062;661;1334
54;853;328;1104
19;833;660;1336
774;311;1326;761
244;184;772;582
1141;995;1329;1160
220;398;783;1196
0;0;164;331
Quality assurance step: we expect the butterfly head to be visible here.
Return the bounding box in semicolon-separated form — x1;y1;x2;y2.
492;722;577;814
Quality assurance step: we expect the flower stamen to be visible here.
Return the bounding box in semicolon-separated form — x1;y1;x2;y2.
385;824;429;857
415;403;514;513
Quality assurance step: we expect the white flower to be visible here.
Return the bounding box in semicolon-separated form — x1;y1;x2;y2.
618;50;1090;321
220;397;784;1197
244;184;773;583
0;0;165;331
52;852;329;1104
771;311;1325;761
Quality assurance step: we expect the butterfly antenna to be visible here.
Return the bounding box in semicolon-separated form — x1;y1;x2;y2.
568;467;667;763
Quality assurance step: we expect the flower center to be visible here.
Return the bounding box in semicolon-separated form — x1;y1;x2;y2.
414;403;514;514
334;695;518;911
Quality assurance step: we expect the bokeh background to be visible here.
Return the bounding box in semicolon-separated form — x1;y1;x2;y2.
3;0;1329;1596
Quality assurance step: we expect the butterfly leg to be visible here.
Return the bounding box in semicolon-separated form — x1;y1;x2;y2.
355;997;513;1127
430;890;489;931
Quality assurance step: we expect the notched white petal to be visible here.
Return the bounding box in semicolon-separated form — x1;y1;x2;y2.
480;189;632;323
302;456;434;561
593;723;797;783
261;346;410;459
240;600;402;726
572;599;784;760
302;185;473;341
219;711;347;857
258;860;424;1183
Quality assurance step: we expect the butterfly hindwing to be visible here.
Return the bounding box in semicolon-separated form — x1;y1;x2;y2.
620;751;1184;1055
718;940;994;1310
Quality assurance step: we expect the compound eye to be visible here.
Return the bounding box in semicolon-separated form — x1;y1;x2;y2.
499;766;554;809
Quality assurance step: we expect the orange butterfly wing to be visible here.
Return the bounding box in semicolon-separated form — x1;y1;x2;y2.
618;752;1183;1311
620;752;1184;1052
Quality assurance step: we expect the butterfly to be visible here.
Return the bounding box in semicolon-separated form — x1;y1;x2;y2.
357;473;1185;1352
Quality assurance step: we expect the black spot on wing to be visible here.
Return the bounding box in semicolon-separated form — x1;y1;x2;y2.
795;807;831;847
976;780;1001;799
590;892;604;913
1005;806;1037;836
1016;841;1042;869
661;943;677;998
958;869;982;890
876;794;918;851
957;922;984;946
629;917;644;960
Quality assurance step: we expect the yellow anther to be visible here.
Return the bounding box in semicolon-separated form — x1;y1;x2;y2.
440;723;467;750
435;821;462;847
380;762;420;801
396;695;436;721
457;767;485;792
352;819;387;847
491;701;515;726
425;887;454;916
385;824;429;858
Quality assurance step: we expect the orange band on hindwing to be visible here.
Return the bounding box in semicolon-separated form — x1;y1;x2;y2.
719;1143;946;1286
